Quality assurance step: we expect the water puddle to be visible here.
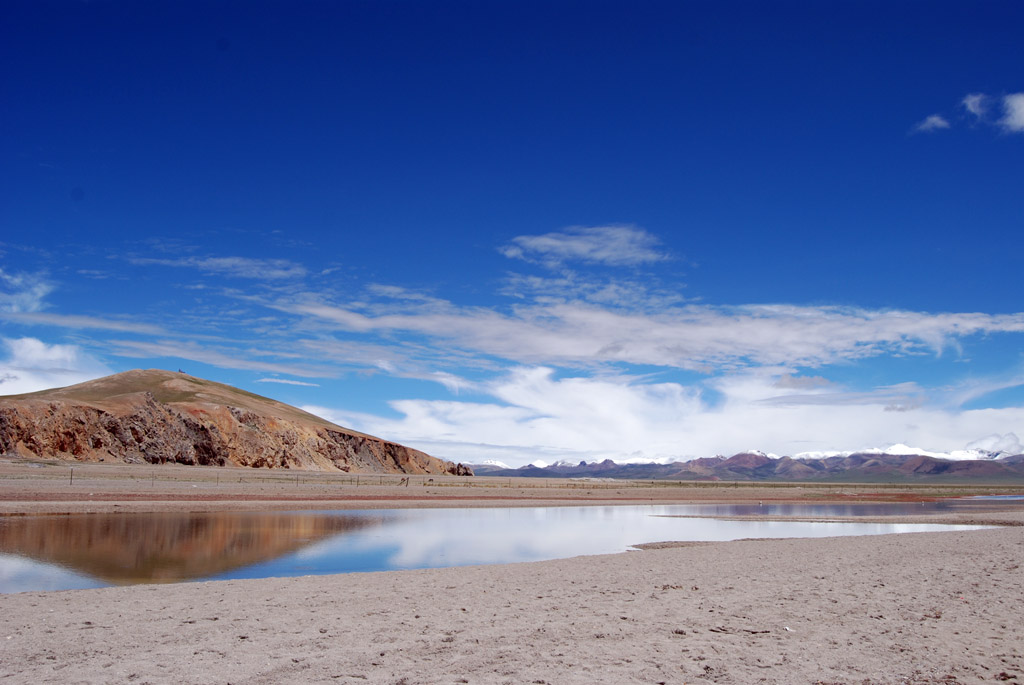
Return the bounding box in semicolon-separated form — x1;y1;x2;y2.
0;503;998;594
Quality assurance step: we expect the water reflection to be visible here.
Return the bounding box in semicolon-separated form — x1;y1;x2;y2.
0;504;996;594
280;506;985;574
0;512;379;584
0;553;105;594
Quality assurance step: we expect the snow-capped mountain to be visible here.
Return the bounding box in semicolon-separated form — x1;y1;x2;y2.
479;459;514;470
795;443;1011;462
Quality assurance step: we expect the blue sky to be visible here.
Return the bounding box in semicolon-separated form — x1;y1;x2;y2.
2;1;1023;466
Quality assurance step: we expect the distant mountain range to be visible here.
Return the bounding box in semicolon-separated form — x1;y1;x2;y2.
0;369;472;476
470;450;1024;483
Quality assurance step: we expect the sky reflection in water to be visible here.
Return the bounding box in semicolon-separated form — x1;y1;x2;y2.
0;504;993;594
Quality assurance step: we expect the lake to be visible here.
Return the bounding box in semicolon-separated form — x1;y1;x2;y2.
0;502;997;594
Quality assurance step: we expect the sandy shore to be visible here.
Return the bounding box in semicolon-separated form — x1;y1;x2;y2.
2;461;1023;684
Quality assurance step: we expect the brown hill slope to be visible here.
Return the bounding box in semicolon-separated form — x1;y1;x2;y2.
0;369;471;475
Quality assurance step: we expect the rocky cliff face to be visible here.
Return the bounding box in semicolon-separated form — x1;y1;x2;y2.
0;370;472;476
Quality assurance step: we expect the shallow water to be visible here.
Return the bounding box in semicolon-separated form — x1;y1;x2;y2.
963;494;1024;500
0;503;994;594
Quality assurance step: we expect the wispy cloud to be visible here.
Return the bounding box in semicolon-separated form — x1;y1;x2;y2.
76;269;119;280
7;233;1024;464
1;311;166;335
0;269;53;313
772;374;832;390
941;370;1024;410
500;271;688;310
128;256;307;280
754;382;926;409
913;114;950;133
365;284;448;305
296;338;413;369
65;237;1024;396
255;377;321;387
281;296;1024;372
500;225;669;267
109;339;329;378
962;93;986;118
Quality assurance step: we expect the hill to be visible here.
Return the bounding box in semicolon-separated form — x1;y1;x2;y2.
0;369;471;475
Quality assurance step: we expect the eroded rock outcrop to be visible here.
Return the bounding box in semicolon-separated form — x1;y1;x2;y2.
0;370;472;476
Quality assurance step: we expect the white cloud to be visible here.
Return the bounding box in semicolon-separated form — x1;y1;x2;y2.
999;93;1024;133
934;91;1024;134
0;269;53;313
304;366;1024;467
964;432;1022;455
0;337;112;395
500;225;669;267
920;92;1024;134
914;114;950;132
128;256;307;280
304;369;702;464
